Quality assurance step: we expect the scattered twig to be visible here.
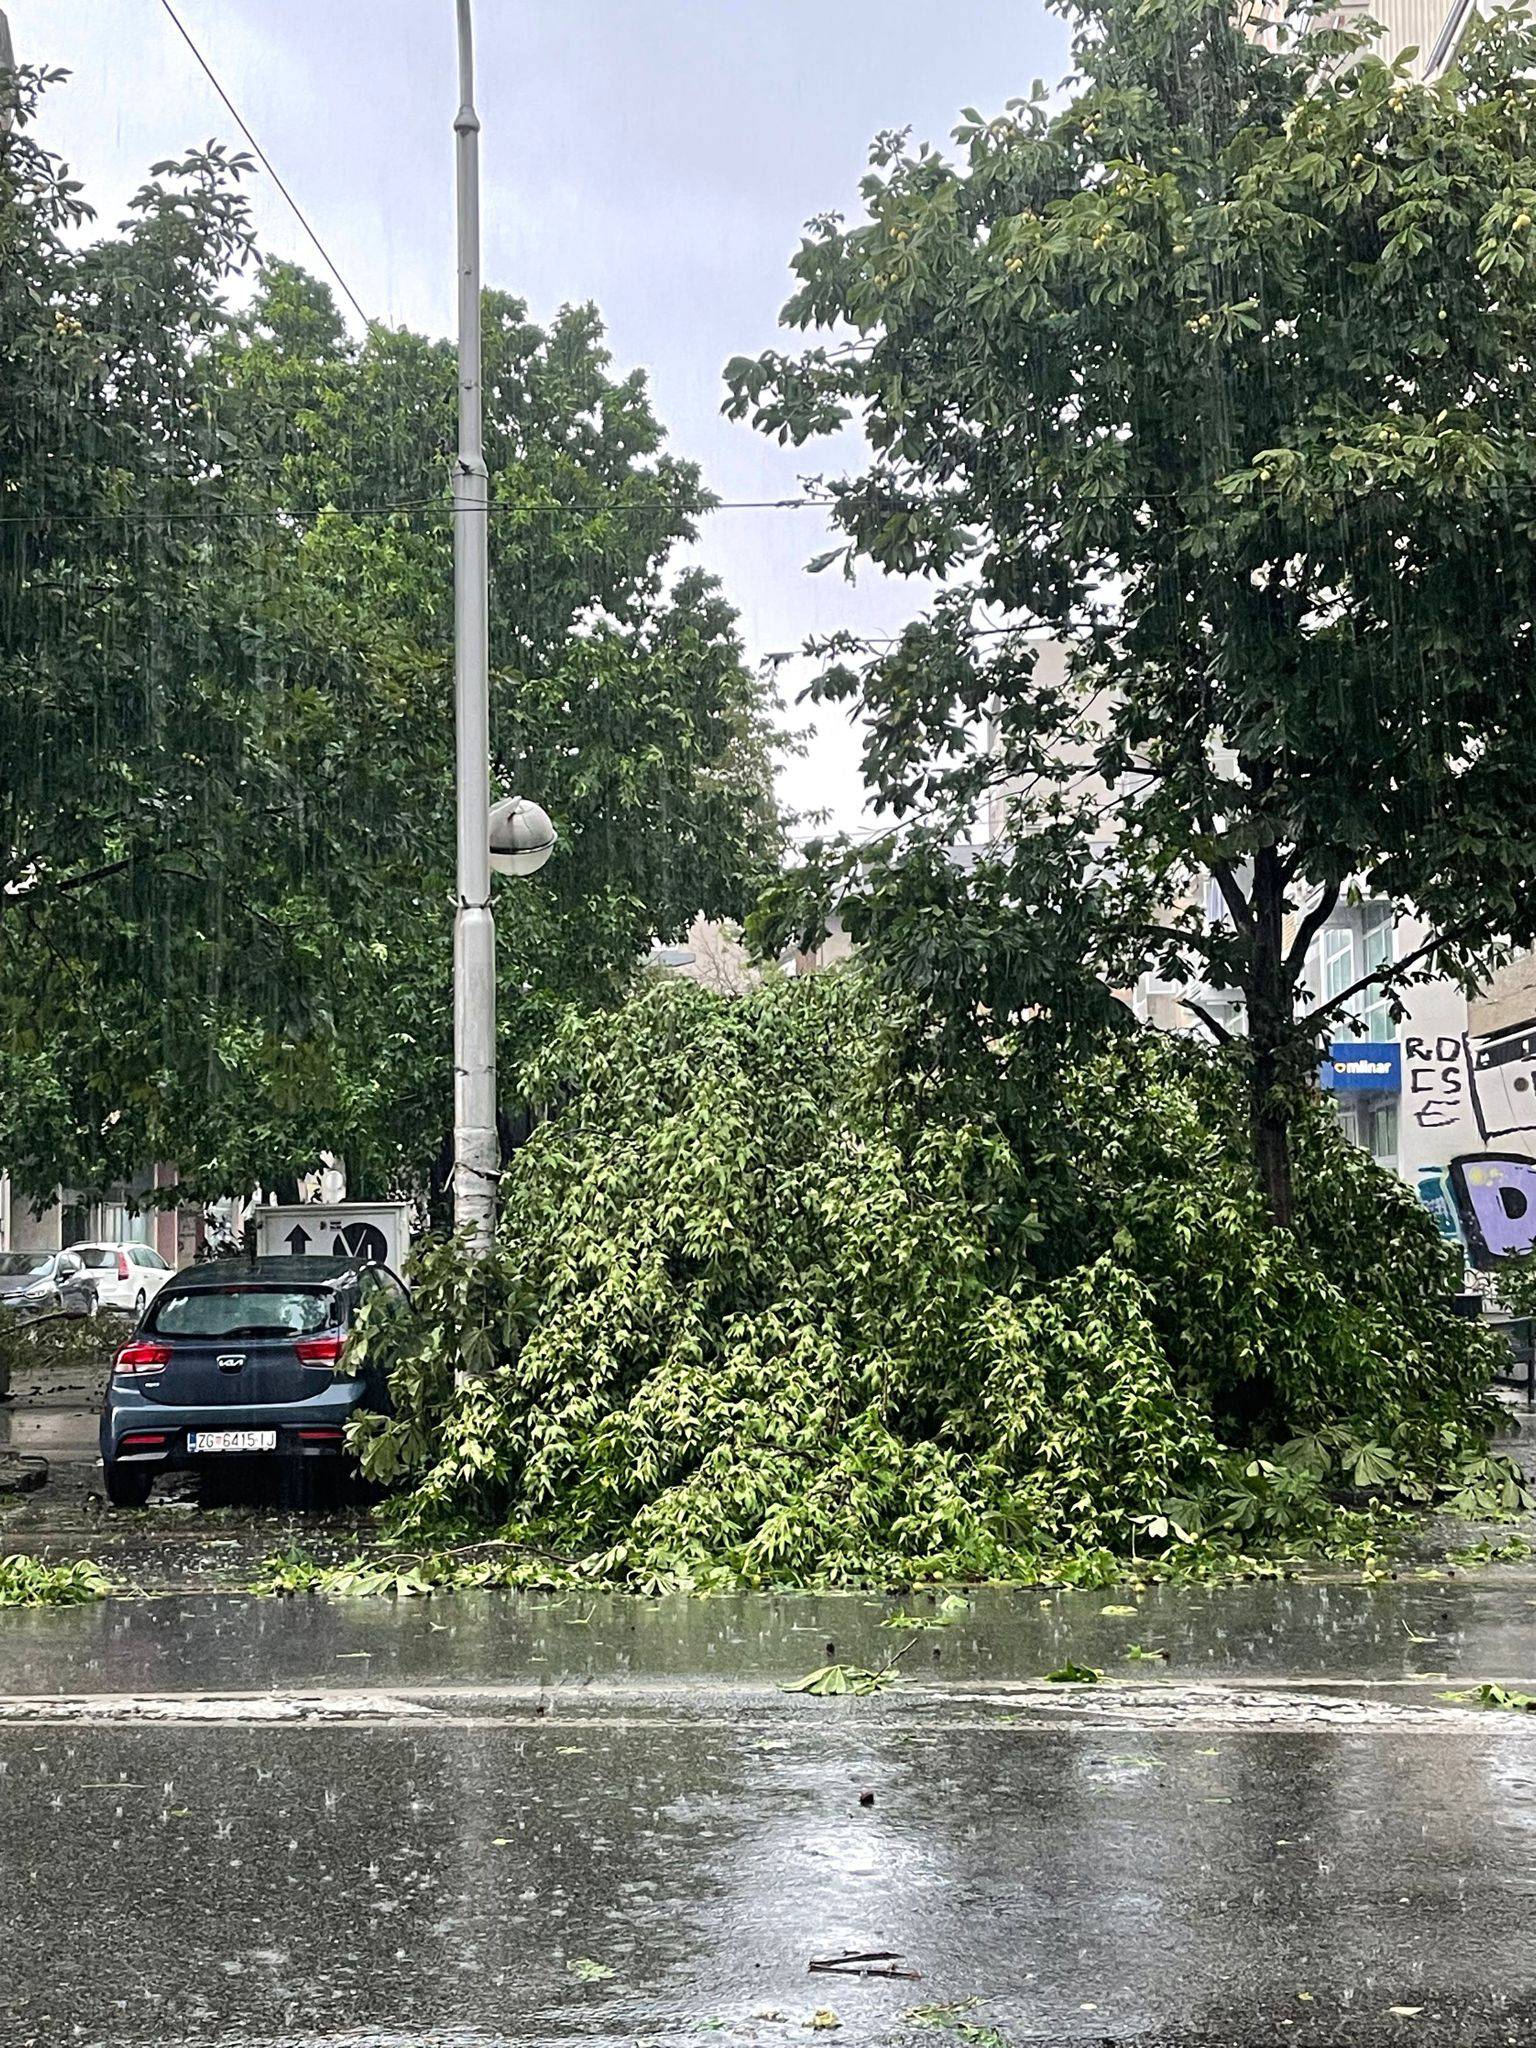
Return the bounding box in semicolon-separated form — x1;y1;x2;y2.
809;1951;921;1981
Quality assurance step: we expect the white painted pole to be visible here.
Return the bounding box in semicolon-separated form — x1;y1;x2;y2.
451;0;496;1250
1;10;15;135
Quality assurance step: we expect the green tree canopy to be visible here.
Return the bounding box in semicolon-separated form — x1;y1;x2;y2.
729;0;1536;1223
0;64;780;1203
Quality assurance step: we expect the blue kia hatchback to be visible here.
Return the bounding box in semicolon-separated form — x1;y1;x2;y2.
99;1255;405;1507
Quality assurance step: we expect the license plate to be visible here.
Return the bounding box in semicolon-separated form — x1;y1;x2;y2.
187;1429;277;1454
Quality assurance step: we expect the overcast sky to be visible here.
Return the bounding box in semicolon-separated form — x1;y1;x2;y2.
8;0;1068;830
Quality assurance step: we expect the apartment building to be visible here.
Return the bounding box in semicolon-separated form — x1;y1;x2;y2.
0;1165;196;1265
1277;0;1476;74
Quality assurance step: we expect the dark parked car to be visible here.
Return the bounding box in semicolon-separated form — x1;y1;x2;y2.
99;1255;407;1508
0;1248;98;1320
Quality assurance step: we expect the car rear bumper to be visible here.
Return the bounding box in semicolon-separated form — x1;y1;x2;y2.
101;1380;372;1467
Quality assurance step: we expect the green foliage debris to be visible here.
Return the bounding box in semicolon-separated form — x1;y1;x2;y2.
254;1547;536;1599
782;1663;902;1698
1475;1683;1536;1712
565;1959;615;1984
0;1556;111;1608
0;1316;114;1386
1447;1536;1533;1568
332;976;1521;1594
880;1594;971;1630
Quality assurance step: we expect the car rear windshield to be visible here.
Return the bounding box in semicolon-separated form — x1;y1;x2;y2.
148;1287;336;1338
0;1252;51;1276
74;1248;117;1268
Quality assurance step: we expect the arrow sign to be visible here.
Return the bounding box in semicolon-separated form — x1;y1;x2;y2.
256;1202;407;1269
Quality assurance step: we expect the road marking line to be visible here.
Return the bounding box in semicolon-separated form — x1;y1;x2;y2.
0;1681;1526;1731
0;1691;437;1723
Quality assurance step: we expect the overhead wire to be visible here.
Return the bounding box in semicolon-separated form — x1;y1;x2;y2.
155;0;373;333
0;496;830;528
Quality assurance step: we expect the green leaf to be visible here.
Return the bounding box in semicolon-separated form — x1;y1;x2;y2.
566;1958;615;1983
783;1663;899;1697
1476;1682;1536;1712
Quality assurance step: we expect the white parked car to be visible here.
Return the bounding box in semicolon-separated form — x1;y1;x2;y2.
72;1242;176;1319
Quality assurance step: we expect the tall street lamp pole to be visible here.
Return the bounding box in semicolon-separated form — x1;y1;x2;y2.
452;0;496;1250
1;10;15;135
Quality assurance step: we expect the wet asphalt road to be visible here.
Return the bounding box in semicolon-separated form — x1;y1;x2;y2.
13;1696;1536;2048
10;1351;1536;2042
9;1587;1536;2046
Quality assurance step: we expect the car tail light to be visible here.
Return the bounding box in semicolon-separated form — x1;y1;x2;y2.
116;1252;130;1279
121;1432;168;1448
295;1335;345;1368
114;1341;171;1375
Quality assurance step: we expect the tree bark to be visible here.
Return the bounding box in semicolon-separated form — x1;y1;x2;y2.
1246;844;1295;1231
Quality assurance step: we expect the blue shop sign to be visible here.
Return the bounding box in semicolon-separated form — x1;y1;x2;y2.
1321;1040;1401;1093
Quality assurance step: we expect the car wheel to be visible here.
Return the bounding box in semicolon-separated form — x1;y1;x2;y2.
85;1290;98;1318
104;1462;153;1509
134;1290;146;1317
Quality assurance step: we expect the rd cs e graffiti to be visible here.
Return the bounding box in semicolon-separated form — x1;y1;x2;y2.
1405;1034;1465;1132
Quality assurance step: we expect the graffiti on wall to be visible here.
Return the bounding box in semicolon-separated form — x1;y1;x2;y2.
1465;1021;1536;1143
1410;1017;1536;1265
1448;1154;1536;1268
1400;1011;1536;1253
1405;1034;1466;1131
1416;1164;1465;1249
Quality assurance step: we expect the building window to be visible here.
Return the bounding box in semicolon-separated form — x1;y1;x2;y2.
1362;1099;1398;1169
100;1203;151;1246
1359;904;1394;1040
1322;924;1354;1003
1338;1098;1399;1171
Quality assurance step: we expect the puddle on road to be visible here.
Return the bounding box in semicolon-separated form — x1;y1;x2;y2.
2;1577;1536;1704
0;1406;99;1456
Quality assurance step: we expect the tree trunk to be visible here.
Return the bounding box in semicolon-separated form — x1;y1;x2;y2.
1246;844;1295;1231
1251;1056;1294;1230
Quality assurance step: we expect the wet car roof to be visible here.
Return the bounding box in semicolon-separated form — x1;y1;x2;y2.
162;1257;367;1292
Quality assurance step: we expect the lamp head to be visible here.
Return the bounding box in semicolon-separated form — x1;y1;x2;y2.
488;796;556;878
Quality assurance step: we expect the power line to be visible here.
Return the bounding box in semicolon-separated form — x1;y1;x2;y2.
0;494;828;529
156;0;373;333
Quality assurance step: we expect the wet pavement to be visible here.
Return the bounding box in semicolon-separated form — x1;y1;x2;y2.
15;1699;1536;2048
9;1346;1536;2041
6;1586;1536;2046
4;1574;1536;1697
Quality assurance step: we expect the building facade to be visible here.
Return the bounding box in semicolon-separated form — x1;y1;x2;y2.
1312;0;1478;76
0;1165;197;1265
